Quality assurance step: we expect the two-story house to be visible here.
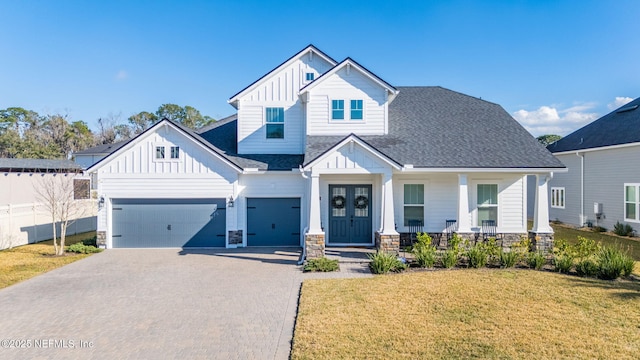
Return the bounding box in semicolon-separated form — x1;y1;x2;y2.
87;45;564;257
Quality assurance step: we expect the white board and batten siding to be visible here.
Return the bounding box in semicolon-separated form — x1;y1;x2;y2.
95;126;239;239
311;141;391;173
236;54;334;155
306;67;387;136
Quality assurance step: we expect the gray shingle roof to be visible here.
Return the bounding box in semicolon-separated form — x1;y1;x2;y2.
305;87;564;168
73;141;127;155
0;158;82;172
547;97;640;153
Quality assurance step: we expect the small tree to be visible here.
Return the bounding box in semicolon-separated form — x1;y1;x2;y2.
34;172;86;255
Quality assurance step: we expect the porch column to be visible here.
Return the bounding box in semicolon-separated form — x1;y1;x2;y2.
529;173;554;252
531;174;553;233
376;172;399;253
305;172;325;259
308;173;323;234
457;174;472;233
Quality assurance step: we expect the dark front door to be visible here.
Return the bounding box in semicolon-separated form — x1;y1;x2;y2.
328;185;372;244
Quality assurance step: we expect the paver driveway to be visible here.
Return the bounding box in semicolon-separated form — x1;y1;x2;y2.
0;248;304;360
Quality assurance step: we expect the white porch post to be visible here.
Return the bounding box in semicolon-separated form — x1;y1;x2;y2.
531;173;553;233
457;174;472;233
381;172;398;235
308;173;323;234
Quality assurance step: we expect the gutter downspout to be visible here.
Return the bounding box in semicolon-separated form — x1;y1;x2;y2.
577;152;584;226
298;166;309;264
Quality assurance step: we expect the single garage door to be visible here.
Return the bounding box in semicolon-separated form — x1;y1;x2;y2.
247;198;300;246
112;198;226;248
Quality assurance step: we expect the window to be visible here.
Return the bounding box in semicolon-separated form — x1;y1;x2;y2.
625;184;640;222
551;187;565;209
266;107;284;139
170;146;180;159
155;146;165;159
331;100;344;120
305;72;314;81
73;179;90;200
403;184;424;226
477;184;498;223
350;100;363;120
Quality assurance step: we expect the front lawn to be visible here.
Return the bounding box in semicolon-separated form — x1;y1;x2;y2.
292;270;640;359
0;232;96;289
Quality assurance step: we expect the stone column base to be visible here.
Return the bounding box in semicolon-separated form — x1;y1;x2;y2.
375;232;400;254
305;233;325;259
97;231;107;249
528;231;554;253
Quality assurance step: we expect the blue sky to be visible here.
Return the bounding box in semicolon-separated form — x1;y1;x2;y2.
1;0;638;136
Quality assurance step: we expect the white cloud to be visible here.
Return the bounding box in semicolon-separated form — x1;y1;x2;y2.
512;103;599;137
607;96;633;110
115;70;128;81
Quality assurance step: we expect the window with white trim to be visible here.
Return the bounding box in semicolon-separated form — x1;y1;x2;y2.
551;187;565;209
350;99;363;120
305;72;315;81
477;184;498;223
624;184;640;222
403;184;424;226
170;146;180;159
155;146;165;159
265;107;284;139
331;100;344;120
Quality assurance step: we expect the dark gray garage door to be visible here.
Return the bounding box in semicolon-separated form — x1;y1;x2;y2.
247;198;300;246
112;198;226;248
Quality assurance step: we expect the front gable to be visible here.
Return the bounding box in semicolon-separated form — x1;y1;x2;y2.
304;135;401;174
89;120;241;181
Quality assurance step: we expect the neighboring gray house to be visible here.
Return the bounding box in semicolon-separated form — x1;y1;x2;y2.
73;141;126;169
546;97;640;231
86;45;564;257
0;158;96;249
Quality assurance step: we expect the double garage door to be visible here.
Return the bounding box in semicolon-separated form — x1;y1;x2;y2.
112;199;226;248
111;198;301;248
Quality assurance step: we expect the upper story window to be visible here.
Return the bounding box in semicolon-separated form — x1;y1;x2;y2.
266;107;284;139
155;146;165;159
350;100;363;120
170;146;180;159
625;184;639;222
331;100;344;120
305;72;315;81
477;184;498;223
551;187;565;209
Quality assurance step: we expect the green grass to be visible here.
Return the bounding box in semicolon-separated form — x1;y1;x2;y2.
551;222;640;260
0;231;96;289
292;270;640;359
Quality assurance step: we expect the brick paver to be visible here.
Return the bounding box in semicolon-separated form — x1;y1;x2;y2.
0;248;305;360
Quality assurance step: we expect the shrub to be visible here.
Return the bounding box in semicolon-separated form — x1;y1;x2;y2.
368;251;407;274
575;258;598;277
574;236;600;260
499;250;519;268
613;221;634;237
81;236;97;247
412;233;437;268
527;251;546;270
441;249;458;269
66;243;103;254
596;247;626;280
554;254;574;273
484;237;502;264
467;243;488;268
592;226;607;233
621;256;635;277
303;257;339;272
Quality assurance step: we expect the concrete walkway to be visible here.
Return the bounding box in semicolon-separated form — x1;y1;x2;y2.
0;247;372;359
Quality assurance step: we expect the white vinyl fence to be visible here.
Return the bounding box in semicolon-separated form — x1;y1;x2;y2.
0;200;97;250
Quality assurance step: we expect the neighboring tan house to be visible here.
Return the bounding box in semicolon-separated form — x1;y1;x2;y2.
87;45;564;257
0;158;96;249
546;97;640;232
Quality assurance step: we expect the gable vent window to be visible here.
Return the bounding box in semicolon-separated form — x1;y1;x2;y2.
266;107;284;139
155;146;165;159
331;100;344;120
305;72;315;81
170;146;180;159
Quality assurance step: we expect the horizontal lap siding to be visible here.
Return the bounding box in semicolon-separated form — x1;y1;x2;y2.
549;154;583;226
583;146;640;229
499;176;525;232
306;67;387;136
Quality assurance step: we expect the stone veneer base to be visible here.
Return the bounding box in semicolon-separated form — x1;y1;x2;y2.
304;233;325;259
375;232;400;254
